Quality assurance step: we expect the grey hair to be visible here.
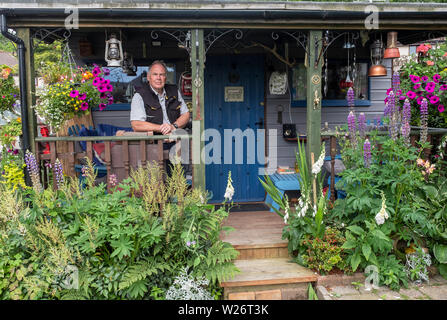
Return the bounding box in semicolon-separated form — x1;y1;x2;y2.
148;60;168;74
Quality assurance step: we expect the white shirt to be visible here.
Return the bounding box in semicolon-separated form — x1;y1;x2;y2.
130;85;189;124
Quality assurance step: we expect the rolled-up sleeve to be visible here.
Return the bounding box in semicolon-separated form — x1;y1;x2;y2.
130;93;147;121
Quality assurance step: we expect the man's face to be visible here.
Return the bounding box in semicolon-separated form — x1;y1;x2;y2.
148;64;167;93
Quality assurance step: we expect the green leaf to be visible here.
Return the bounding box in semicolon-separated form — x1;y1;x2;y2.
194;257;201;267
371;229;390;242
362;244;372;261
351;253;362;272
341;240;357;250
347;225;365;236
434;244;447;264
422;185;438;199
439;264;447;280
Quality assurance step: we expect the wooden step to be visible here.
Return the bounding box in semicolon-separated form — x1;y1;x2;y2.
221;258;318;300
220;210;289;260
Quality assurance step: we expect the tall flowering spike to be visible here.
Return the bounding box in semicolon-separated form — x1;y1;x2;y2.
401;99;412;145
25;150;43;193
347;87;355;110
420;98;428;144
53;158;64;188
392;72;401;95
347;111;357;147
375;192;389;225
311;144;325;175
363;139;371;168
358;112;366;138
224;171;235;202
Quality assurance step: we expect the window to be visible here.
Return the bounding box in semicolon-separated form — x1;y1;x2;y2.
290;61;370;107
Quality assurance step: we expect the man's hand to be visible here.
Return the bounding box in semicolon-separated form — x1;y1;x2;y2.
159;123;174;135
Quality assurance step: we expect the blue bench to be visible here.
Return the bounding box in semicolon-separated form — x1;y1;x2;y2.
265;173;300;212
264;155;343;211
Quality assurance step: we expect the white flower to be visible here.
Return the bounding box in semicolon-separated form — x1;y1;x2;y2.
375;192;389;225
312;148;326;175
165;267;213;300
284;198;290;224
224;171;234;201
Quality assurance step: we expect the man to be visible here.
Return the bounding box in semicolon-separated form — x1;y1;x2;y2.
130;60;190;176
130;60;190;134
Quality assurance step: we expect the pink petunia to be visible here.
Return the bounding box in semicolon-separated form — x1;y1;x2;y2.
425;82;436;93
78;93;87;101
433;74;441;83
92;67;101;76
417;96;424;105
69;90;79;98
104;79;110;85
438;104;445;113
406;90;417;99
414;83;421;90
99;103;106;111
440;84;447;91
92;77;101;87
97;85;107;93
430;95;440;104
421;76;429;82
105;84;113;92
410;75;420;84
100;92;107;99
103;68;110;76
80;102;89;110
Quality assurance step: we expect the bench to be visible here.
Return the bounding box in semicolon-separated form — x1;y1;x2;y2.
264;155;343;212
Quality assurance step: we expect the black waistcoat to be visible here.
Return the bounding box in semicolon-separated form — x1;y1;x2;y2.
135;84;181;125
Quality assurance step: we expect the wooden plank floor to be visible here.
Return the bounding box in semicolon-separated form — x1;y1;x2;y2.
221;258;318;287
220;210;287;247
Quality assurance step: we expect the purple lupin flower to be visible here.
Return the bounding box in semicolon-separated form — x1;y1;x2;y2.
401;98;411;145
392;72;401;95
347;87;355;110
347;111;357;147
25;150;43;193
420;98;428;144
358;112;366;138
363;139;371;168
53;158;64;189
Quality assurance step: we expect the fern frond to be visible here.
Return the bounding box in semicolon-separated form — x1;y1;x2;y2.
119;256;171;291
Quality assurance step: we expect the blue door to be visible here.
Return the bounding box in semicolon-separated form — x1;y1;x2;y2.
205;55;265;203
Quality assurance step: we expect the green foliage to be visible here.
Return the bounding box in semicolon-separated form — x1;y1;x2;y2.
301;227;350;275
377;255;409;291
260;138;329;261
308;284;318;300
0;65;19;115
0;158;238;299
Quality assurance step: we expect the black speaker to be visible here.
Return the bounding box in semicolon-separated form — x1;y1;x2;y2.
283;124;297;139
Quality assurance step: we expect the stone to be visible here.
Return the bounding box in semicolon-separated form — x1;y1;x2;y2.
418;285;447;300
327;285;359;296
281;287;308;300
228;292;255;300
397;288;429;300
316;286;333;300
316;273;365;287
255;289;282;300
337;293;378;300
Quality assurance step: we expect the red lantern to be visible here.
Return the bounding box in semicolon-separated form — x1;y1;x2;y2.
180;72;192;97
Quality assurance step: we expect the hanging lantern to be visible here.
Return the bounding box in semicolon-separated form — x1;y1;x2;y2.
122;52;137;76
105;33;123;67
383;31;400;59
368;39;387;77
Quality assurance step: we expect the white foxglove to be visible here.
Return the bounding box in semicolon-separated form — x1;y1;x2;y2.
224;171;235;201
375;192;389;225
312;148;326;175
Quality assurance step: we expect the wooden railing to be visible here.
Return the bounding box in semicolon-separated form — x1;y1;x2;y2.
34;134;192;193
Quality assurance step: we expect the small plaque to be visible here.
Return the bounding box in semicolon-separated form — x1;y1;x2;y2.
224;86;244;102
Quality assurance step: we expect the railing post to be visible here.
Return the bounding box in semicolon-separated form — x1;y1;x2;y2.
330;135;336;203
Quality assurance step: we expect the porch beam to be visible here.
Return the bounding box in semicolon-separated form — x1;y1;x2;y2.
16;28;37;153
191;28;205;191
306;30;322;179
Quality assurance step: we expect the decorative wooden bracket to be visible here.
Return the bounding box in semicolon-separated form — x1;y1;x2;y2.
249;42;296;68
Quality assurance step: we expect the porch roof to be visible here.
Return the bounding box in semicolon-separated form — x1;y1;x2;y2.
1;1;447;31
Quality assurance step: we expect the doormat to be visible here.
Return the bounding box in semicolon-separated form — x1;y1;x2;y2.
214;203;270;212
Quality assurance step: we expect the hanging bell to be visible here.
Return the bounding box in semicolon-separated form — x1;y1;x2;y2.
368;39;387;77
383;31;400;59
